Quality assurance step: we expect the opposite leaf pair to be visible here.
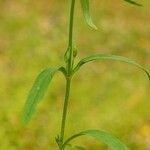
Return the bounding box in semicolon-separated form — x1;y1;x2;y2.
22;0;148;150
22;53;150;124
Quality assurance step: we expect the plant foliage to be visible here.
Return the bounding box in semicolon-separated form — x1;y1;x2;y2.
63;130;129;150
22;0;149;150
124;0;143;6
80;0;97;29
73;54;150;80
22;68;58;124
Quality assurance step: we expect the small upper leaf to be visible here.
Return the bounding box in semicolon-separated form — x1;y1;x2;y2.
22;67;57;124
63;130;129;150
80;0;97;29
123;0;143;6
73;54;150;80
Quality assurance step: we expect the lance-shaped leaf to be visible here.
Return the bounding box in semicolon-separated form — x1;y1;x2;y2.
73;54;150;80
80;0;97;29
63;130;129;150
123;0;143;6
22;67;58;124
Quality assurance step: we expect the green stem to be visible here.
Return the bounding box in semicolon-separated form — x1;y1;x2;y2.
68;0;75;47
67;0;75;74
59;0;75;149
59;77;71;149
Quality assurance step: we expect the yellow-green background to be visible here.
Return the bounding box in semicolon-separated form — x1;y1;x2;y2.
0;0;150;149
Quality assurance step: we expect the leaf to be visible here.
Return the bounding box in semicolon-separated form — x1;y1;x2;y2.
73;54;150;80
123;0;143;6
22;67;58;124
63;130;129;150
80;0;97;29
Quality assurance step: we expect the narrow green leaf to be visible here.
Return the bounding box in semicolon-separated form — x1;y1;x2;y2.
123;0;143;6
80;0;97;29
63;130;129;150
22;67;57;124
73;54;150;80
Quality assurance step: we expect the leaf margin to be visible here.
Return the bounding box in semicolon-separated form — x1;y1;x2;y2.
123;0;143;6
22;67;59;124
73;53;150;80
62;130;130;150
80;0;97;30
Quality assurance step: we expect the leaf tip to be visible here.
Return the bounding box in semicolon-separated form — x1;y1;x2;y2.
124;0;143;7
93;25;98;30
87;22;98;30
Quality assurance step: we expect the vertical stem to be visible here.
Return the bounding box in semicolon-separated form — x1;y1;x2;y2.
59;0;75;149
68;0;75;47
67;0;75;74
60;77;71;149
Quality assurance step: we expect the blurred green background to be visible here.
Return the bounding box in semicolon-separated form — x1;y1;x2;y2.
0;0;150;149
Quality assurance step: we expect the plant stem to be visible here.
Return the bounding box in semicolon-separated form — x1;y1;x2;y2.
67;0;75;75
59;0;75;149
59;77;71;149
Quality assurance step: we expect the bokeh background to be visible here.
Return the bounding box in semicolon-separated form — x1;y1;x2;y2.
0;0;150;149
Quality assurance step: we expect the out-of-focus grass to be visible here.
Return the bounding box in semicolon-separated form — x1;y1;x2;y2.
0;0;150;149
